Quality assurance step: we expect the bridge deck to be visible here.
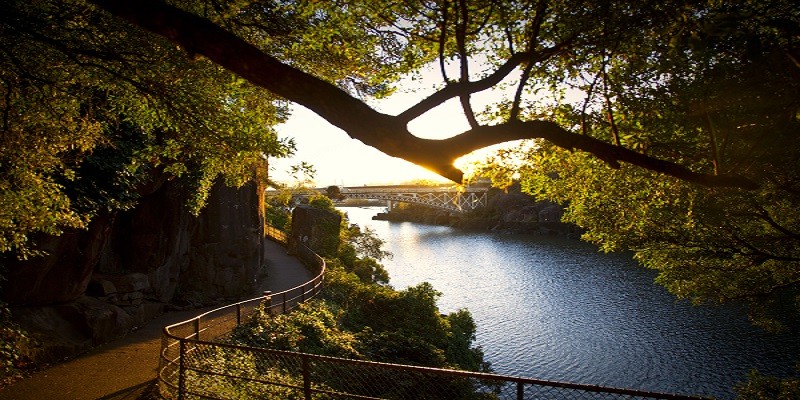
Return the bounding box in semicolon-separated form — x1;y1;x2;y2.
266;185;489;213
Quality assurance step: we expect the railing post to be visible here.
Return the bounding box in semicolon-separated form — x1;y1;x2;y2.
301;283;306;303
193;318;200;341
264;291;272;314
178;339;187;400
302;354;312;400
282;292;287;313
236;303;242;326
516;381;524;400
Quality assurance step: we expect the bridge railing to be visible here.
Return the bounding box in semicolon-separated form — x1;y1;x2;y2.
157;227;708;400
340;185;487;194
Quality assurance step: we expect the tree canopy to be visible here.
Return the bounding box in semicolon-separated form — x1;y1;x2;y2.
88;0;765;189
1;0;406;256
3;0;799;317
457;1;800;322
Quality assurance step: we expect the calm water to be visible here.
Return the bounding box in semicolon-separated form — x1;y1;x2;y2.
342;206;800;399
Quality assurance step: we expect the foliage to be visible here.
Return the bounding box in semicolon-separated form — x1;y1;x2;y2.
262;189;294;231
337;221;391;285
325;185;343;200
185;345;312;400
2;0;414;258
0;0;292;257
0;300;32;380
316;266;488;372
736;369;800;400
228;265;489;398
307;193;335;211
226;208;489;398
61;122;152;216
229;301;361;358
470;0;800;325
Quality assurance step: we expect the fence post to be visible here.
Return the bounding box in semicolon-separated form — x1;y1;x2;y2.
282;292;287;313
236;303;242;326
517;381;524;400
264;291;272;314
302;354;312;400
193;318;200;341
178;339;187;400
301;283;306;303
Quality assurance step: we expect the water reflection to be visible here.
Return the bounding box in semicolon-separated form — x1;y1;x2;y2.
342;207;800;399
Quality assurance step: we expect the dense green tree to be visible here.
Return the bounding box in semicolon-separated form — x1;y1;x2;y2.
89;0;758;188
228;215;488;398
1;0;286;256
467;1;800;323
0;0;412;257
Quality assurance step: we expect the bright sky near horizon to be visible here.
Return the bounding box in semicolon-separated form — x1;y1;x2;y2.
269;67;521;187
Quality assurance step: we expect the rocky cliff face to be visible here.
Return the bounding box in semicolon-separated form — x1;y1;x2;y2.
3;178;269;363
288;205;342;258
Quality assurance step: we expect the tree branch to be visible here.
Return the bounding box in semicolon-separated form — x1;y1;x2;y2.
398;51;533;123
456;0;478;128
437;0;449;81
398;38;572;124
435;121;758;189
89;0;759;189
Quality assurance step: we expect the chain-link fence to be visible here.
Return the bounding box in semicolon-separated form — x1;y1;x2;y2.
158;227;707;400
166;340;707;400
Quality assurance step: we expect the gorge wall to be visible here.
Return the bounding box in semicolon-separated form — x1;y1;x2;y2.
3;178;269;363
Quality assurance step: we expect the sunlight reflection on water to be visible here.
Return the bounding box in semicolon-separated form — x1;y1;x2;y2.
341;207;800;399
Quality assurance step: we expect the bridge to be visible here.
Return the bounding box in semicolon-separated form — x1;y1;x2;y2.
336;185;488;213
269;185;489;213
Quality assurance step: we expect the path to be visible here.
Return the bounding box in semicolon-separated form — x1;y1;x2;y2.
0;239;313;400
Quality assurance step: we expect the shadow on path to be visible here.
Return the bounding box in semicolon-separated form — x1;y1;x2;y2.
0;239;312;400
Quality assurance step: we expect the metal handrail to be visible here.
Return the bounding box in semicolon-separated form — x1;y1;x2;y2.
157;226;324;400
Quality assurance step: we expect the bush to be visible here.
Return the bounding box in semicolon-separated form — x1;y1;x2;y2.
0;301;32;382
736;370;800;399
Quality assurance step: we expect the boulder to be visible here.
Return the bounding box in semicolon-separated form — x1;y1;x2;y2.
289;205;341;258
55;296;131;345
538;204;564;223
10;306;93;364
179;180;266;302
94;273;150;293
100;181;191;303
3;214;114;306
86;279;117;297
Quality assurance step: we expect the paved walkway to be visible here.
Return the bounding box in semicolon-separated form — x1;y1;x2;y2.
0;239;313;400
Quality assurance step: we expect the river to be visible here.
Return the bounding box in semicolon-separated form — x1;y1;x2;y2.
341;206;800;399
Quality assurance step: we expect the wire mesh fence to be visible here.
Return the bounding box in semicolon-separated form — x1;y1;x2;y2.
158;226;707;400
170;341;706;400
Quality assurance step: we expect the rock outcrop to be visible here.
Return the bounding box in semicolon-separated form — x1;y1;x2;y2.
288;205;341;258
3;177;269;363
375;189;583;238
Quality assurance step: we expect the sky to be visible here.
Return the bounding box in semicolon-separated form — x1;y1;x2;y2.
269;67;519;187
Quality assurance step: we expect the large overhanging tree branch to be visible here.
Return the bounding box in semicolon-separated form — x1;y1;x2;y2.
89;0;758;189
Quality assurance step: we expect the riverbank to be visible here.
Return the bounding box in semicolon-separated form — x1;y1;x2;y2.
344;206;800;399
371;189;583;238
